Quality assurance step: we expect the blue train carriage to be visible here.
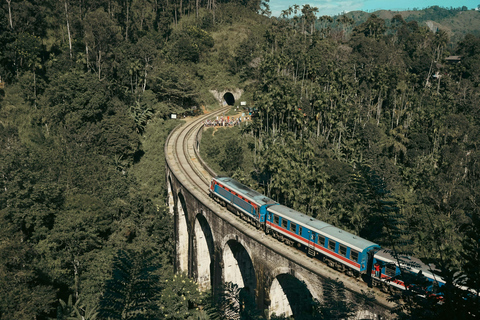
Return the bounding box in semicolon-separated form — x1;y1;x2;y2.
265;205;381;277
209;177;278;227
372;248;446;297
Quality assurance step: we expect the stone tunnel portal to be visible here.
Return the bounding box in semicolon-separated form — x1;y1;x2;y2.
223;92;235;106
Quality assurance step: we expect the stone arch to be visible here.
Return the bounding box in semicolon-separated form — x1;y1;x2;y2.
221;235;256;295
268;267;318;319
176;192;189;274
209;89;243;106
193;212;215;291
223;92;235;106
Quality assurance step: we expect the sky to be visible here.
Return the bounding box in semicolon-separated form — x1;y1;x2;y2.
267;0;480;17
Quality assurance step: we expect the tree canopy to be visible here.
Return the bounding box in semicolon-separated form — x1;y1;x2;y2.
1;0;480;319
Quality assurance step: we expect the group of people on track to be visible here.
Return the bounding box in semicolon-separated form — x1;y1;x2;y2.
204;115;250;127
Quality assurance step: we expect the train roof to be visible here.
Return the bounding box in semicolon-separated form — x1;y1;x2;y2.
374;249;445;283
213;177;277;206
267;205;380;252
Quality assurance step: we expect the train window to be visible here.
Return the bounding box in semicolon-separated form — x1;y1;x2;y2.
328;239;336;251
290;222;297;233
385;264;396;277
274;215;279;225
298;226;302;236
267;213;272;221
350;250;358;262
317;235;325;246
282;218;288;229
339;244;347;257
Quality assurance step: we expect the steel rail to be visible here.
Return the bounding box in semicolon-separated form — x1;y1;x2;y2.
165;107;397;313
166;106;229;195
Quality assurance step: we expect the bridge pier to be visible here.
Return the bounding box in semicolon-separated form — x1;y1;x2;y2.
165;122;396;319
193;213;214;291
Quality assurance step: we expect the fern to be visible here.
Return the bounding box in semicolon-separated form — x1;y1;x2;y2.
98;249;161;320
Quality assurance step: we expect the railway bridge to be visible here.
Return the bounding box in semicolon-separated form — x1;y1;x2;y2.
165;108;396;319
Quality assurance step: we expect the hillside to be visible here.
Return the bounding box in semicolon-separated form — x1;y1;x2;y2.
1;1;480;319
345;6;480;44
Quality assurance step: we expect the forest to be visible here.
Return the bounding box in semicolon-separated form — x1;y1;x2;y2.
0;0;479;319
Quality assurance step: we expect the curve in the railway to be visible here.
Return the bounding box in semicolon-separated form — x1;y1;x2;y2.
165;107;395;318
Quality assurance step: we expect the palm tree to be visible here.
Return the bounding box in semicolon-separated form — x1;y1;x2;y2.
280;6;293;19
301;4;318;36
381;126;409;165
338;14;355;40
319;15;333;38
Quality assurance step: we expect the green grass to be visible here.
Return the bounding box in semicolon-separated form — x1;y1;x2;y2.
130;117;181;205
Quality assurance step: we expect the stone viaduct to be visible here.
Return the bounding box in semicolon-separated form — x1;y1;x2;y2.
165;102;395;319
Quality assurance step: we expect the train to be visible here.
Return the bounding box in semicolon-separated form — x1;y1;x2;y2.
209;176;446;297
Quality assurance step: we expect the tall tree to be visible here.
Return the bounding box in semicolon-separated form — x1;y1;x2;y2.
5;0;12;29
64;0;73;58
84;7;122;79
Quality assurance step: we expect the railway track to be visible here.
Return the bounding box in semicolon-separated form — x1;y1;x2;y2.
165;106;397;314
165;106;229;194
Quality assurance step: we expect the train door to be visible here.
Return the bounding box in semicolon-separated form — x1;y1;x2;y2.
252;206;260;228
366;250;375;283
266;212;272;234
307;231;316;257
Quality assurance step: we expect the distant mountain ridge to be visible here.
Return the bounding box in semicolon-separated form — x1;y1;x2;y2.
343;6;480;44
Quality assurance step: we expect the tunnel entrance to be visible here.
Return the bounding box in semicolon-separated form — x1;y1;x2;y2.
223;92;235;106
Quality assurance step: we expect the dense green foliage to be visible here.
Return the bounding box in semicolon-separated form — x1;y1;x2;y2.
0;0;257;318
1;0;480;318
200;7;480;320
